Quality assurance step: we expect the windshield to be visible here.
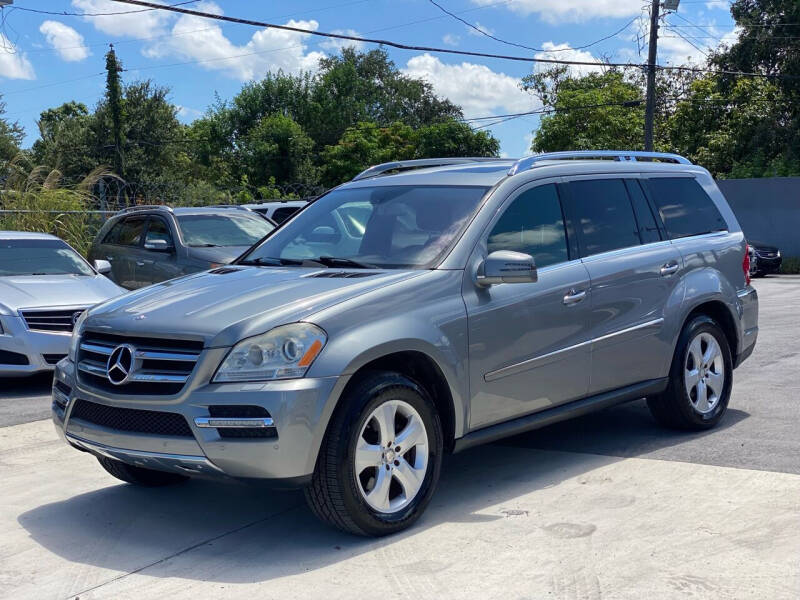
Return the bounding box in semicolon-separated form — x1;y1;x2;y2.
239;185;489;269
0;239;95;276
176;213;274;247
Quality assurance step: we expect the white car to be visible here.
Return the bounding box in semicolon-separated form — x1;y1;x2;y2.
244;200;308;224
0;232;125;376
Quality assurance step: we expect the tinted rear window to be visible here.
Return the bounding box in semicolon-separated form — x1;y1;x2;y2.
567;179;641;257
646;177;727;239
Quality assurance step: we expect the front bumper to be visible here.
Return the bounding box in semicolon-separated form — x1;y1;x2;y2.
52;358;346;484
0;316;70;376
754;254;782;274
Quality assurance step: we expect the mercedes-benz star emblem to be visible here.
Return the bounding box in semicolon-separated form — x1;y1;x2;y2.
106;344;136;386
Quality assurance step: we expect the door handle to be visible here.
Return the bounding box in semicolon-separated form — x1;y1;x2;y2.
563;289;586;306
136;260;153;267
660;261;679;276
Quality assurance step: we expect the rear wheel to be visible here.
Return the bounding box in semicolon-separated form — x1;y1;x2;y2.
647;315;733;430
304;372;443;536
97;456;189;486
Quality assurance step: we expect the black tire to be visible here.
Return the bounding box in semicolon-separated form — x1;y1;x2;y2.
304;371;444;536
97;456;189;486
647;315;733;430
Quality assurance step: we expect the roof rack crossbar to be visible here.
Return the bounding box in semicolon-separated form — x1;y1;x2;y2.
352;157;507;181
508;151;692;175
117;205;173;214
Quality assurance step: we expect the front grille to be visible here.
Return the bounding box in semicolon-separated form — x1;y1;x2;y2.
757;250;777;259
0;349;29;365
70;399;193;437
208;405;277;439
43;354;67;365
21;308;87;332
77;331;203;396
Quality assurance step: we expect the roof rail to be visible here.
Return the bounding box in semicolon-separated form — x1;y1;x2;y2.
352;157;507;181
116;205;173;215
508;151;692;176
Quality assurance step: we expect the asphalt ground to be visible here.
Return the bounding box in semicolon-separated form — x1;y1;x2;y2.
1;276;798;599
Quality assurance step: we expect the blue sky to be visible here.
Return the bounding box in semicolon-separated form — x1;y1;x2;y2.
1;0;737;158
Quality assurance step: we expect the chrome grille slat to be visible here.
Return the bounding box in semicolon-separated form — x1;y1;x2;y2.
20;308;88;332
77;331;202;395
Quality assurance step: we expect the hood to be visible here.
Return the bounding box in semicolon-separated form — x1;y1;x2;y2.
0;274;125;314
749;241;779;253
187;245;250;265
82;266;423;347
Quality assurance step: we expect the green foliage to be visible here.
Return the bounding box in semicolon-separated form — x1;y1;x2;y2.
240;114;316;186
0;158;111;255
31;101;96;178
0;95;24;167
104;45;125;178
522;68;644;152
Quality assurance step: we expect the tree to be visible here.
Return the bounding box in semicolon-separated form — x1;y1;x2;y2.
240;114;316;186
522;68;644;152
0;94;24;169
414;120;499;158
104;45;125;178
31;102;95;180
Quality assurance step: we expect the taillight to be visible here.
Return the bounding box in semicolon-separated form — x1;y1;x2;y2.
743;244;751;286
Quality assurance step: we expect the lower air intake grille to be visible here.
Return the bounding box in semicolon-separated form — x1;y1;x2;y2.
70;399;193;437
0;350;29;365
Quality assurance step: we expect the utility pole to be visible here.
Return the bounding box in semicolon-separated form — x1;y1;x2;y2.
644;0;660;151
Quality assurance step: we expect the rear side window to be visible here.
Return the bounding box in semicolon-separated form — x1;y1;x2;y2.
103;217;146;246
646;177;727;239
488;183;569;268
272;206;300;223
566;179;640;257
626;179;661;244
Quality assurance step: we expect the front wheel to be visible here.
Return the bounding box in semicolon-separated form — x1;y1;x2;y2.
305;372;443;536
647;315;733;430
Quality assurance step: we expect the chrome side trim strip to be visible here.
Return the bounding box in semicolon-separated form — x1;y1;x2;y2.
591;318;664;345
484;318;665;382
194;417;275;429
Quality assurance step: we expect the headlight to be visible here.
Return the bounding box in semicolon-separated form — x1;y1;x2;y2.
68;311;88;362
777;250;781;257
213;323;327;382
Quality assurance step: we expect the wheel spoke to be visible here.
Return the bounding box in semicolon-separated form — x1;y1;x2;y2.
706;370;724;396
394;457;424;498
367;467;392;511
702;337;719;365
684;368;701;391
354;442;383;473
395;417;425;452
695;380;710;412
373;402;396;446
688;337;703;369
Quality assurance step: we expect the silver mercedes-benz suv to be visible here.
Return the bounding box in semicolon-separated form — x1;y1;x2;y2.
53;151;759;536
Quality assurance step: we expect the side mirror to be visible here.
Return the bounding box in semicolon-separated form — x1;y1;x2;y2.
144;238;172;252
476;250;538;287
93;259;112;275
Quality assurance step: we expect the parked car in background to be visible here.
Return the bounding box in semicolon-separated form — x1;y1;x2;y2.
748;240;782;277
0;232;124;376
245;200;308;224
88;205;275;289
54;151;758;536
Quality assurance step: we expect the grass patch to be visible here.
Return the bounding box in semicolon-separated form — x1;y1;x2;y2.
779;256;800;275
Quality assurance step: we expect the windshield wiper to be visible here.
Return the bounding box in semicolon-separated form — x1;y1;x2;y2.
239;256;309;266
314;256;377;269
190;243;221;247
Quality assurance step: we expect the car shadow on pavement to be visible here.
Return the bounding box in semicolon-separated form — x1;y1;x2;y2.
17;400;749;587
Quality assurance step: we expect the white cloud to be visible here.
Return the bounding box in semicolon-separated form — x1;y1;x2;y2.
442;33;460;46
403;53;536;118
0;34;35;80
319;29;364;52
39;21;90;62
176;105;202;119
472;0;641;23
144;2;325;80
467;22;494;36
534;42;605;76
72;0;173;37
705;1;729;10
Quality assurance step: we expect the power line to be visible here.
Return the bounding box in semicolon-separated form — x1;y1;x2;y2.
426;0;637;53
10;0;198;18
109;0;799;80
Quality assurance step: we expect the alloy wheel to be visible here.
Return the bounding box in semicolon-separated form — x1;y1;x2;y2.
684;331;725;414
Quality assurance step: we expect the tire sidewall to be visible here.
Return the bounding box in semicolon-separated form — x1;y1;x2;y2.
672;316;733;427
334;373;443;535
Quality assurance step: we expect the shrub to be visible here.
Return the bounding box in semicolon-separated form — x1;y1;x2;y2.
779;256;800;275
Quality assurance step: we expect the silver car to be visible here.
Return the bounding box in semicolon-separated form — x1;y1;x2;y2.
53;151;758;536
0;232;124;376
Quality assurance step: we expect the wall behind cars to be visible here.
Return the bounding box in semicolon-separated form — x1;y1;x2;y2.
717;177;800;256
